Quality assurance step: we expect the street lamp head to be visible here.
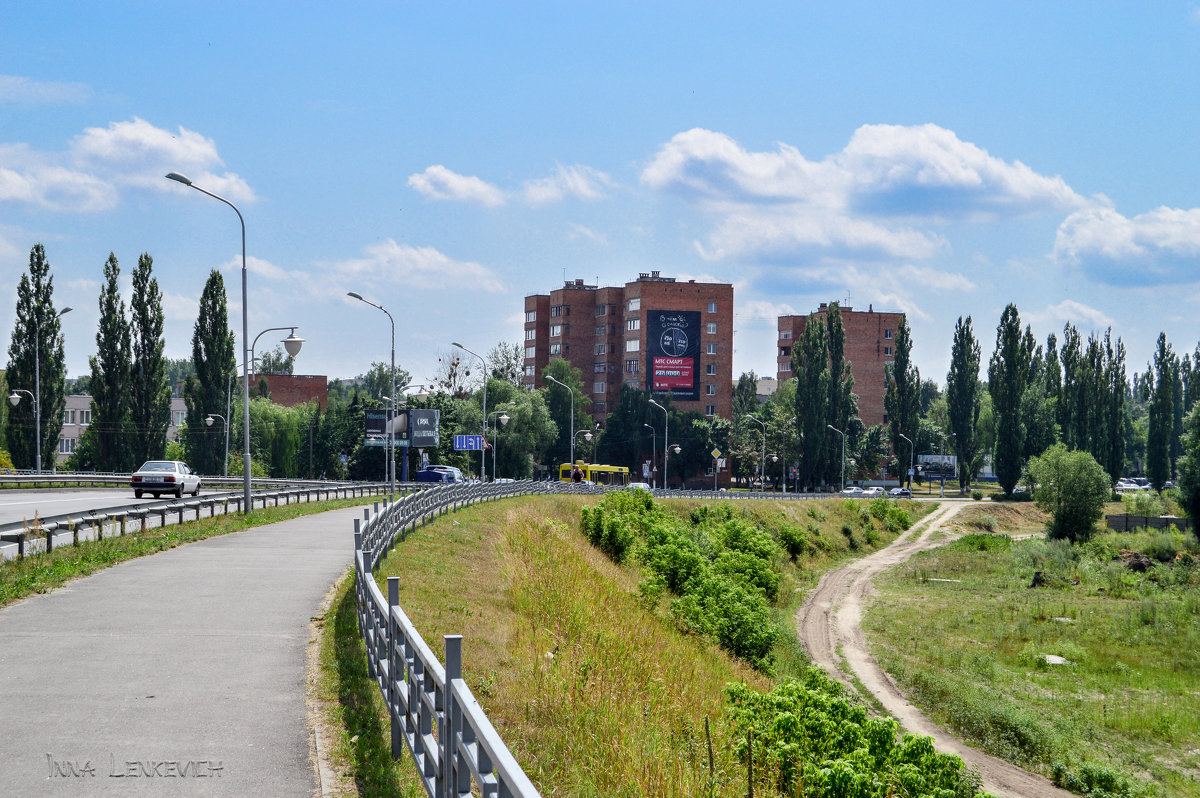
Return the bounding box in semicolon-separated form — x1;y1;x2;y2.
499;413;510;426
205;415;215;427
165;172;193;186
58;307;73;318
451;341;464;349
671;444;681;454
8;393;19;407
282;329;305;357
347;291;363;301
584;431;592;442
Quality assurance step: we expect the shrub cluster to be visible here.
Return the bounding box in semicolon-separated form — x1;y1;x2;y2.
725;668;987;797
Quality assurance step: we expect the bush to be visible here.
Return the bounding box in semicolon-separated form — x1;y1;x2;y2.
972;490;984;501
1121;491;1165;518
1025;445;1111;543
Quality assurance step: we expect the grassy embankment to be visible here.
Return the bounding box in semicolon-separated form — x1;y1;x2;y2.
313;494;964;797
865;501;1200;798
0;496;374;608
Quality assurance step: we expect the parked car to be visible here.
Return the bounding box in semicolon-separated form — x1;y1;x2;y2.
415;465;465;483
131;460;201;499
628;482;652;492
861;486;884;498
888;487;912;498
840;486;863;496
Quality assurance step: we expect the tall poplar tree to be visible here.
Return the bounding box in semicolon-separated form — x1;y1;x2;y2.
946;316;981;490
884;314;920;485
792;315;830;489
825;303;856;486
1103;331;1128;483
129;253;171;463
5;244;67;469
1146;333;1174;491
184;270;237;475
87;253;132;471
989;304;1031;495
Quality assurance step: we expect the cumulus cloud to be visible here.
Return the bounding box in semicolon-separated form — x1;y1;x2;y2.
1025;299;1114;332
407;165;506;207
1053;205;1200;285
643;125;1084;262
522;164;611;205
0;74;91;104
327;238;505;293
780;259;976;323
566;223;607;244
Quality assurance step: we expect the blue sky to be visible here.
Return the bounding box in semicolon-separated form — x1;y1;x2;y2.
4;2;1200;392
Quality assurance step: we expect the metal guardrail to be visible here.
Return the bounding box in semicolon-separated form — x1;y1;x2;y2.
0;482;398;559
352;480;830;798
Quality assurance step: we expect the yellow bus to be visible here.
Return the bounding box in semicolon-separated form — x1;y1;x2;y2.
558;461;631;487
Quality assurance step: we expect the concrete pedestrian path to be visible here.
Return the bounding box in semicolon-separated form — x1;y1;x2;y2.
0;505;364;797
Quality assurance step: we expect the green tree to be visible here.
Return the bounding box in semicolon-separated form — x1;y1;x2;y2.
540;358;591;468
86;253;132;472
594;384;657;479
486;379;556;478
5;244;67;470
792;315;830;489
1146;333;1174;491
1102;332;1128;483
129;253;171;464
825;304;856;486
164;357;194;396
1026;443;1111;543
946;316;981;491
1177;401;1200;540
487;341;524;387
357;361;413;402
183;271;236;475
988;304;1030;495
884;314;920;483
256;346;295;375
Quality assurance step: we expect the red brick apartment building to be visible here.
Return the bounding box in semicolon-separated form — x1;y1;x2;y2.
524;272;734;425
776;304;903;429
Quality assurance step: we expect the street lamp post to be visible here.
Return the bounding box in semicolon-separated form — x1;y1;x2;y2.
384;382;424;483
742;415;767;492
452;342;487;481
348;292;398;493
545;374;575;469
642;423;656;488
205;414;229;476
828;424;845;492
784;415;797;493
770;453;780;491
487;403;515;480
898;432;914;491
8;306;72;474
166;172;252;512
574;428;594;465
649;399;669;490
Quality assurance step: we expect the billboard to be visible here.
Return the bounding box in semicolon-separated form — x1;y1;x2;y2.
365;408;388;447
646;310;700;401
406;408;440;449
918;453;958;477
366;408;441;448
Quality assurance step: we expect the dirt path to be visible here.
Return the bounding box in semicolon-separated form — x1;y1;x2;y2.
796;501;1074;798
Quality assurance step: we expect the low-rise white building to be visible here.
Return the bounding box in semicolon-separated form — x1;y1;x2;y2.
57;394;188;466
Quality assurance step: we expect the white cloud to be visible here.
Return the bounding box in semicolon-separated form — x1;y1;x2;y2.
522;164;611;205
0;74;91;104
327;238;505;293
1053;205;1200;285
407;165;506;207
217;254;291;281
643;125;1084;263
736;299;798;324
1025;299;1114;332
566;223;607;244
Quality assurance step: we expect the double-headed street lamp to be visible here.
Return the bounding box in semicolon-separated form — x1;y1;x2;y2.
348;292;399;493
250;326;304;379
166;171;252;512
828;424;846;492
742;415;767;492
487;402;515;480
452;342;488;481
898;432;914;491
545;374;575;467
204;413;229;476
648;398;669;490
8;305;72;474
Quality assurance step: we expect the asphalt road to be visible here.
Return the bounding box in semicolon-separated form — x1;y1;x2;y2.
0;505;360;796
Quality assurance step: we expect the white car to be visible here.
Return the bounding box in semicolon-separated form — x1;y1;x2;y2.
627;482;653;492
840;486;863;496
131;460;201;499
861;486;884;498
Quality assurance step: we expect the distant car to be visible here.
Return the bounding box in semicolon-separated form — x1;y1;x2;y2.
628;482;652;492
1163;481;1176;490
888;487;912;498
840;486;863;496
861;486;884;498
416;465;465;483
131;460;201;499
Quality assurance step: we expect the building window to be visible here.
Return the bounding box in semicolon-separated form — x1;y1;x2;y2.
706;363;716;376
59;437;76;454
594;343;607;355
595;305;606;316
705;405;715;417
525;328;536;341
626;339;640;353
609;304;618;316
593;382;606;394
627;297;640;311
626;359;640;374
707;301;717;313
550;305;562;317
625;379;639;390
174;410;187;426
626;318;640;331
79;409;92;425
706;343;717;355
780;330;792;340
780;346;791;358
63;409;75;424
884;346;893;357
594;362;607;373
780;362;792;372
550;343;561;355
525;346;536;359
706;322;717;335
706;384;716;396
525;310;537;322
524;364;535;377
550;324;563;337
594;401;606;413
594;324;606;336
885;329;894;340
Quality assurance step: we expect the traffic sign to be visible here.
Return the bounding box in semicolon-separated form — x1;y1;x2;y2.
711;448;721;459
454;434;485;451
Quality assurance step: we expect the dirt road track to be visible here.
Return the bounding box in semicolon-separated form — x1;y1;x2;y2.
796;501;1074;798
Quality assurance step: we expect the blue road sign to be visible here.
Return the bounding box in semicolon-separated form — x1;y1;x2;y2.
454;434;485;451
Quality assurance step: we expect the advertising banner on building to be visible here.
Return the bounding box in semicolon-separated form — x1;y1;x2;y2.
646;310;700;400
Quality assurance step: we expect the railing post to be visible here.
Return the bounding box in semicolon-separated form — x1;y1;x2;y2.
444;635;463;798
388;577;402;759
